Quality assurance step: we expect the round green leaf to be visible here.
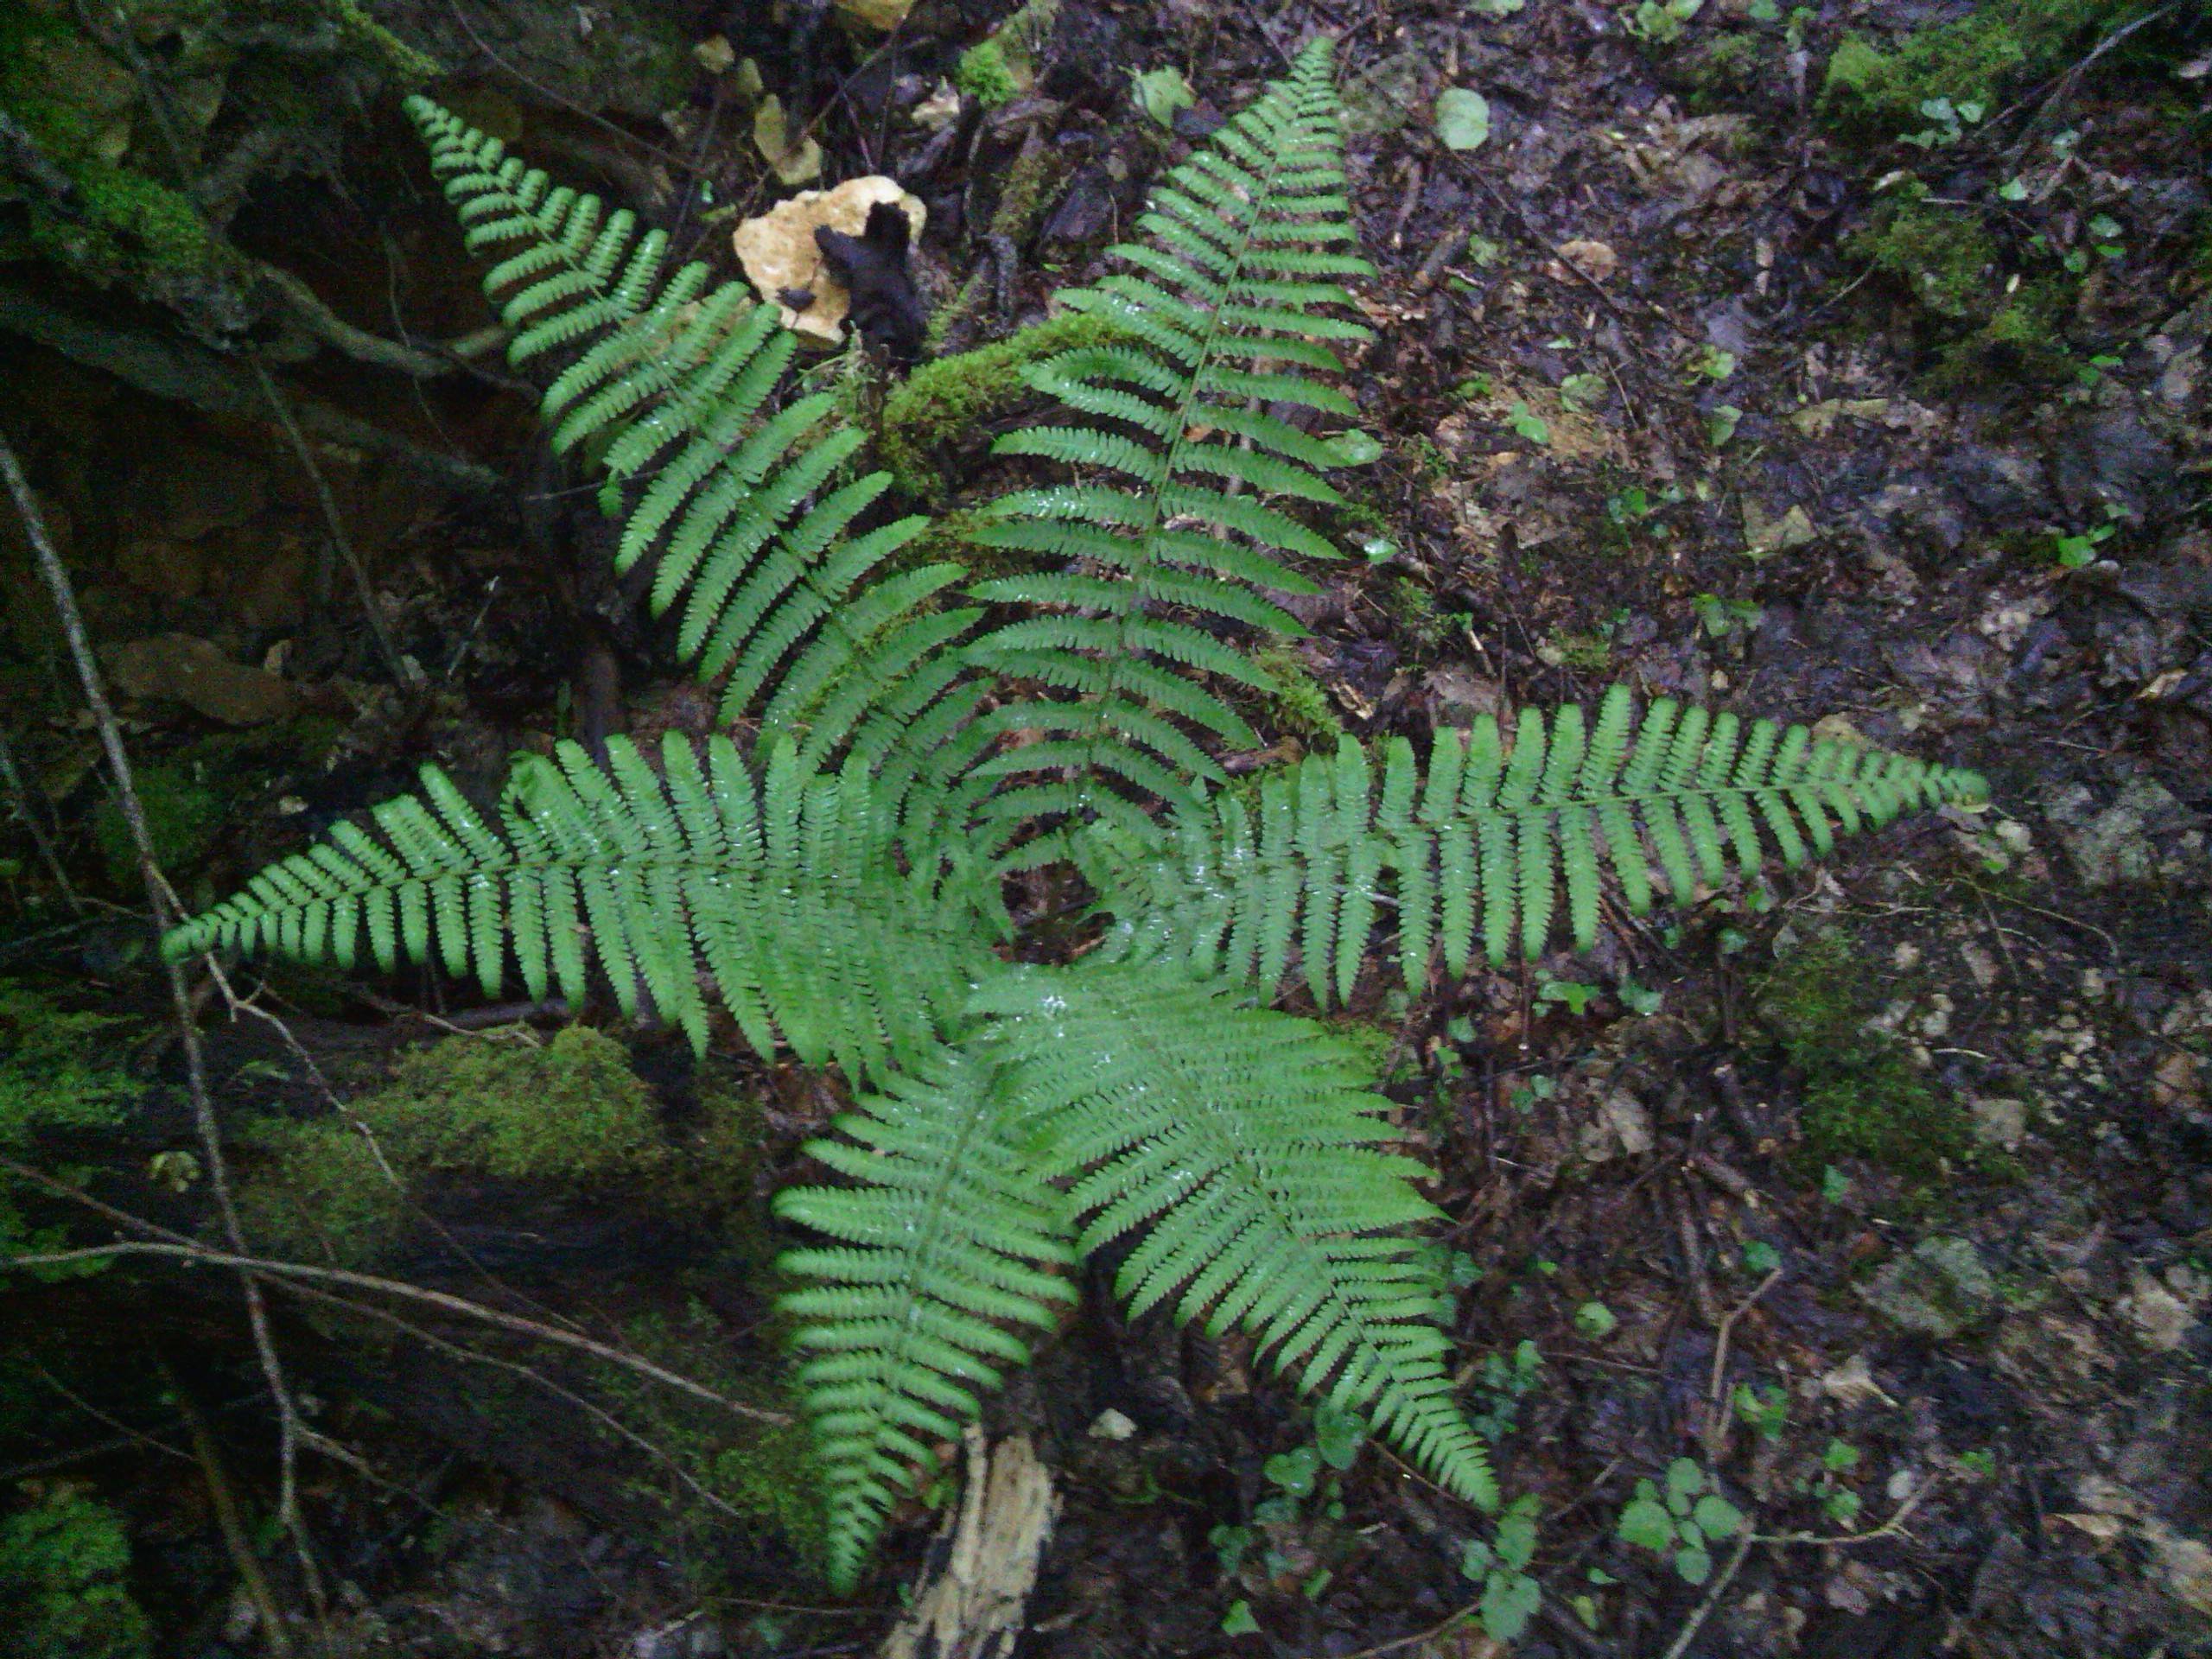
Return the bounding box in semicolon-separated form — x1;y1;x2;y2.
1693;1493;1745;1541
1617;1496;1675;1552
1433;88;1491;151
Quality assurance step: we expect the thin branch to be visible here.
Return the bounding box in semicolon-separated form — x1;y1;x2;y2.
1704;1266;1783;1459
248;359;416;685
0;429;323;1581
1;1230;790;1427
1658;1529;1755;1659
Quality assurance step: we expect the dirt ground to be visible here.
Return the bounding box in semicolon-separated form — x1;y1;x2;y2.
2;1;2209;1656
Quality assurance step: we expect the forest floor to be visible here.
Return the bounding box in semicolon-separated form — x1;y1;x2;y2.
2;1;2209;1656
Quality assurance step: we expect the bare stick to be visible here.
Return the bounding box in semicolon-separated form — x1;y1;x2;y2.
0;429;324;1595
1658;1529;1754;1659
247;359;416;685
2;1226;789;1428
1704;1266;1783;1459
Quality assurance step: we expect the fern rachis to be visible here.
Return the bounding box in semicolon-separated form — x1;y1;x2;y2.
166;41;1990;1595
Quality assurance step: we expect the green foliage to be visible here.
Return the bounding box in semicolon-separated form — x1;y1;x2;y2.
1849;194;1999;321
960;41;1377;842
0;982;143;1262
162;734;995;1085
878;312;1129;500
404;97;976;762
1616;1459;1744;1585
1752;935;1971;1176
91;760;223;889
1088;690;1987;1008
1247;642;1344;746
1821;0;2150;137
0;1486;151;1659
955;38;1020;108
167;43;1991;1592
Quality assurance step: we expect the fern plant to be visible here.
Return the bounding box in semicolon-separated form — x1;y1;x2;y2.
166;41;1988;1593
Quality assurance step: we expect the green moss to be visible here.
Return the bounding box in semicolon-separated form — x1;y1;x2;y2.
1821;0;2151;136
880;311;1129;499
1848;193;1999;321
0;1487;150;1659
1931;278;2074;388
0;981;145;1261
234;1027;673;1267
234;1117;404;1269
361;1027;668;1184
954;37;1020;108
1248;643;1343;747
91;760;224;890
1752;936;1970;1178
1686;34;1763;105
1378;575;1452;653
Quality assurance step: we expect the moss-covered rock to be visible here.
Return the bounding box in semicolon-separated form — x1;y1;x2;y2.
1848;192;2000;322
879;310;1128;499
1752;936;1971;1178
1821;0;2147;137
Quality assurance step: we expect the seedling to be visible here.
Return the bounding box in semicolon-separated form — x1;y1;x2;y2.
1616;1459;1745;1585
1459;1496;1543;1641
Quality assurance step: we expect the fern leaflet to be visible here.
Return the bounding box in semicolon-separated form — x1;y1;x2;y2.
1083;685;1990;1005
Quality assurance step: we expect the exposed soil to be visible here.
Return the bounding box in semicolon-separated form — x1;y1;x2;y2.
2;2;2209;1656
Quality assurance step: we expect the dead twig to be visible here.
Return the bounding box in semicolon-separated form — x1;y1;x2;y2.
169;1363;296;1659
1658;1529;1755;1659
249;359;416;685
0;728;79;912
1705;1266;1783;1459
1;1229;791;1428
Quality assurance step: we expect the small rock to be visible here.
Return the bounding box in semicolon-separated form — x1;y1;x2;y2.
1970;1096;2025;1152
1086;1408;1136;1441
2044;778;2206;887
1861;1236;1997;1339
2119;1268;2197;1352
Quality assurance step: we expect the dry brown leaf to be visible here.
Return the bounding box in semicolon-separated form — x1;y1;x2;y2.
1554;238;1617;280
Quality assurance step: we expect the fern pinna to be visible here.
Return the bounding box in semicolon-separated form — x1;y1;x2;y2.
957;44;1374;847
166;41;1988;1593
404;97;983;779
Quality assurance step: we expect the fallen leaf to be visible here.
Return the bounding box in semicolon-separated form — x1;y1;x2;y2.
753;94;823;187
1555;238;1617;280
105;634;302;727
1818;1354;1897;1409
733;178;928;344
1434;87;1491;151
1742;500;1816;561
911;79;961;130
1131;67;1194;130
693;35;734;74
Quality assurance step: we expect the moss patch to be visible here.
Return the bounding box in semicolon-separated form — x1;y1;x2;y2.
1248;643;1344;747
1821;0;2152;136
0;1486;151;1659
1752;936;1971;1178
0;982;145;1259
954;38;1020;108
236;1027;677;1266
880;311;1128;499
1848;192;2000;322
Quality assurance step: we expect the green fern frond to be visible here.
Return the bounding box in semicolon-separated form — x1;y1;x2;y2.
1083;686;1991;1006
957;36;1375;831
161;736;989;1082
403;99;978;779
775;1049;1076;1592
977;961;1498;1513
